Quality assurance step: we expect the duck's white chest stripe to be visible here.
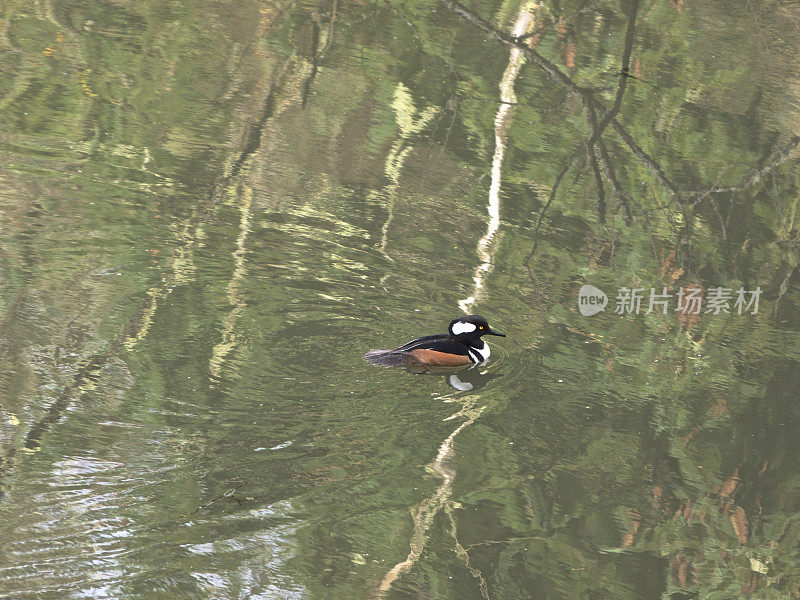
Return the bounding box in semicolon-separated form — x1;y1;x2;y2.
467;341;490;363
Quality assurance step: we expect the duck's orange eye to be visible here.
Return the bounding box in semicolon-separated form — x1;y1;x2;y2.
479;326;484;329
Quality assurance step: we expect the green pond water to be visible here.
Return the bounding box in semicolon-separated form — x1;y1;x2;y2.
1;0;800;598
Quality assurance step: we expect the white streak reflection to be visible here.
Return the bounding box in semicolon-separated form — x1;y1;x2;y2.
376;5;539;597
459;3;538;313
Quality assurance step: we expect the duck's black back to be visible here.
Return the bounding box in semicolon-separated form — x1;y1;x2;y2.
393;334;470;356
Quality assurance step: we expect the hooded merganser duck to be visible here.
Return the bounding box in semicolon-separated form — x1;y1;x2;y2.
364;315;505;367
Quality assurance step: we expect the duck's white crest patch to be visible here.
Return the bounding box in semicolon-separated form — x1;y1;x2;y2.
451;321;477;335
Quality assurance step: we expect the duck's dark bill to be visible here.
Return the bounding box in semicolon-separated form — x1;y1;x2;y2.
487;328;506;337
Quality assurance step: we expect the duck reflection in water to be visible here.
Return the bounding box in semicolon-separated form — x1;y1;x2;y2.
445;368;499;391
366;354;500;390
